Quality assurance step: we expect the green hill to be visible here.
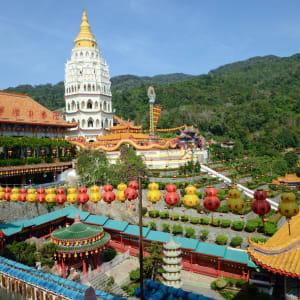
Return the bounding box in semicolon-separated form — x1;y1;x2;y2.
4;54;300;156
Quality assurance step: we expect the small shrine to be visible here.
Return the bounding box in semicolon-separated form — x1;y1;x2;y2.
51;214;110;278
162;235;182;288
177;125;202;149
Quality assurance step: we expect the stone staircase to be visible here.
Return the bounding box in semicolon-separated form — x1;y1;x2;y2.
86;271;128;298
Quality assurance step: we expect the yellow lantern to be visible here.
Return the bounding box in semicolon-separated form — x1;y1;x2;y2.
45;193;56;203
67;187;76;194
148;182;159;191
90;185;100;193
227;188;244;213
67;193;77;203
278;192;299;218
0;187;4;201
11;187;19;194
116;190;126;202
147;189;162;203
0;187;3;193
26;193;36;203
117;183;127;191
183;194;199;208
90;192;102;203
46;188;55;195
27;188;36;194
185;185;197;195
10;193;19;202
74;253;77;258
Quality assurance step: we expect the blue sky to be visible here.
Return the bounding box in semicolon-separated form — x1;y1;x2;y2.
1;0;300;89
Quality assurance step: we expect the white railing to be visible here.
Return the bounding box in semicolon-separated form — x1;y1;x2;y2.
201;164;278;209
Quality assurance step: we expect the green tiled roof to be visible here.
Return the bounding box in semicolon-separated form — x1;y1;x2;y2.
56;232;110;252
103;219;128;232
145;231;170;243
85;214;109;226
0;223;23;236
123;225;150;237
173;236;198;250
52;222;102;240
224;248;257;268
194;243;226;257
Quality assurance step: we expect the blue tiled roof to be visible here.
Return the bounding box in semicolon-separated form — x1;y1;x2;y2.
194;243;226;257
103;219;128;232
145;230;170;243
123;225;150;237
173;236;198;250
223;248;257;268
85;214;109;226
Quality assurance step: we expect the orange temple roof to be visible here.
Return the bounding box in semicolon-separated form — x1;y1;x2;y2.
0;91;76;128
248;212;300;278
272;173;300;185
97;132;150;142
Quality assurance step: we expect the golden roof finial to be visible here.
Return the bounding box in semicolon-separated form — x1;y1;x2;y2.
74;9;97;48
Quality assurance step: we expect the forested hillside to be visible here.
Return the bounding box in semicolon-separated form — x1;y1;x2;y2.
4;54;300;156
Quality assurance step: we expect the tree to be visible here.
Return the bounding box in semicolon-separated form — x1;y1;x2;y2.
272;159;289;176
284;151;298;170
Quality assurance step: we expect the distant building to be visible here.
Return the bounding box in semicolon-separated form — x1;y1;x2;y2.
0;91;76;138
221;141;235;148
272;173;300;188
64;10;114;140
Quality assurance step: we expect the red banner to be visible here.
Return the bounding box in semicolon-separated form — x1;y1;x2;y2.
153;105;162;130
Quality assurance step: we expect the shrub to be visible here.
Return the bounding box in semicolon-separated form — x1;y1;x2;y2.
236;278;247;287
216;235;228;245
245;221;257;232
103;249;117;262
160;211;169;219
200;229;209;241
225;278;236;287
45;157;54;163
185;227;195;238
26;157;42;165
181;215;189;222
149;221;157;230
232;221;245;231
200;217;210;225
215;277;228;289
221;219;231;228
210;280;217;290
162;223;170;232
59;156;71;162
264;222;277;236
142;207;147;216
190;217;200;224
173;214;179;221
129;269;140;282
0;159;23;167
251;236;268;243
230;237;243;247
172;225;183;235
211;218;220;227
149;210;160;218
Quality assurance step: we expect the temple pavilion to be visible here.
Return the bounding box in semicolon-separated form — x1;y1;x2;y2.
51;215;110;279
248;212;300;299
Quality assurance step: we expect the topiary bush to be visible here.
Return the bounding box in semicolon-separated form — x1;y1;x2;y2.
172;225;183;235
215;277;228;289
230;237;243;247
181;215;189;222
200;217;210;225
216;205;229;213
251;236;268;243
162;223;170;232
264;222;277;236
232;221;245;231
216;235;228;245
190;217;200;224
172;213;180;221
211;218;220;227
159;211;169;219
200;229;209;241
149;210;160;218
149;221;157;230
245;221;257;232
221;219;231;228
142;207;148;216
26;157;42;165
185;227;196;238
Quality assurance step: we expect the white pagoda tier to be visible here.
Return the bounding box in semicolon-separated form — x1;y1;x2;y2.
64;9;114;140
162;235;182;288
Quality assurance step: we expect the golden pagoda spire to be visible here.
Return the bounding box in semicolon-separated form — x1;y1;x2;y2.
74;9;97;48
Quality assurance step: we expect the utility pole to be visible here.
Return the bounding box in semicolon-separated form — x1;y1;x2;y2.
138;175;144;300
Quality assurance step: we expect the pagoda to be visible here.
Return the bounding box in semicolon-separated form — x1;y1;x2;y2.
162;235;182;288
64;9;114;139
51;215;110;279
177;125;202;149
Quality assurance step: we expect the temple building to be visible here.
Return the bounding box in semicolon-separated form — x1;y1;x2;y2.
64;9;114;140
272;173;300;188
0;91;76;138
248;213;300;299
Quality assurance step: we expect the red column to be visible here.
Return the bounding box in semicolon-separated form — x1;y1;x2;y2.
120;234;123;251
217;259;221;277
190;252;193;272
62;258;66;278
96;252;100;273
50;222;52;234
83;256;86;279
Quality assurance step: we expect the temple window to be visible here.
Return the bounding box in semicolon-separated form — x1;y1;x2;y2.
88;118;94;128
87;100;93;109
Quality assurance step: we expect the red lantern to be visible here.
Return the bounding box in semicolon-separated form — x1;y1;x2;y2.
52;149;57;154
56;188;65;195
78;186;87;194
27;150;31;155
37;188;45;194
124;187;138;201
19;193;27;202
3;192;11;201
164;192;180;206
203;196;220;211
128;180;138;190
205;186;218;197
251;189;270;216
8;150;12;156
4;187;11;193
77;193;89;204
56;194;66;205
36;193;46;203
103;191;115;204
103;184;113;192
166;183;177;193
41;149;45;154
